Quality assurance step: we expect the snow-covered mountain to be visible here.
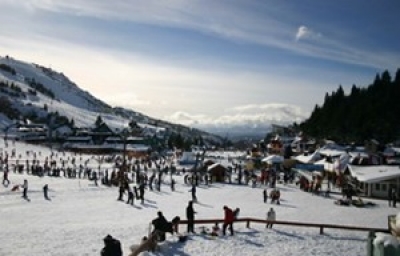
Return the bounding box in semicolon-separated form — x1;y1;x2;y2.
0;55;223;144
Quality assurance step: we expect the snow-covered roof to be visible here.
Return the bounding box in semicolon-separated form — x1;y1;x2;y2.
318;148;345;157
314;159;335;172
294;151;321;164
207;162;227;171
348;165;400;183
384;147;400;157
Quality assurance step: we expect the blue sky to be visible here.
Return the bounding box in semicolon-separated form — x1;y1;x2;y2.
0;0;399;130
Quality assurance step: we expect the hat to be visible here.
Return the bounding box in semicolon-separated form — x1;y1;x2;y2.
104;234;113;241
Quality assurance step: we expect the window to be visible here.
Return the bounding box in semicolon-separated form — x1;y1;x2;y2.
375;183;381;191
382;184;387;191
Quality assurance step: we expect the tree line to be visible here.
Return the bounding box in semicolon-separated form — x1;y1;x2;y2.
299;69;400;144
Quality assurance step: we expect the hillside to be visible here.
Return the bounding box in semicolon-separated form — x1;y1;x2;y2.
299;69;400;144
0;55;223;145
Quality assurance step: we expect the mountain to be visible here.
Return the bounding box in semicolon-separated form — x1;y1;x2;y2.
166;104;308;140
0;55;224;146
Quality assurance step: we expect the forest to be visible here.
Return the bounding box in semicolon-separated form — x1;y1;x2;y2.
299;69;400;144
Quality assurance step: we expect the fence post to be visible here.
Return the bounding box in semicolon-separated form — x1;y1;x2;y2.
319;226;324;235
366;231;375;256
246;219;250;228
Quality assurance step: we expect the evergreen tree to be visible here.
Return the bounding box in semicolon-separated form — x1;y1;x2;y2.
95;115;103;127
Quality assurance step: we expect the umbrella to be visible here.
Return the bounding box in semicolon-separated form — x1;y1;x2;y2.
261;155;284;164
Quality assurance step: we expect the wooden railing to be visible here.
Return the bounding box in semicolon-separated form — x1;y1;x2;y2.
177;217;389;235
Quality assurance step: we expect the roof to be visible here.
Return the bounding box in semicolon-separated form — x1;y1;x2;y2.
318;148;345;157
294;151;321;164
348;165;400;183
207;163;227;171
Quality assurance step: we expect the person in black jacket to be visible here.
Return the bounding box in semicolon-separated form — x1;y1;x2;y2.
186;201;196;233
151;211;170;242
101;234;122;256
43;184;50;200
139;183;145;204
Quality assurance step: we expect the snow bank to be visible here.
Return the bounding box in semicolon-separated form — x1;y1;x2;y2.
373;232;400;248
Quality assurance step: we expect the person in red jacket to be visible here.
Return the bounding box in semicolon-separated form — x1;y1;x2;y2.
222;205;234;236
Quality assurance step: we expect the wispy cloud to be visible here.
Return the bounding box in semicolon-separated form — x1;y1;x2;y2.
2;0;398;70
295;25;322;41
0;0;398;134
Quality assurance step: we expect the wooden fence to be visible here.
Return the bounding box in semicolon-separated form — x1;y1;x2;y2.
177;217;389;235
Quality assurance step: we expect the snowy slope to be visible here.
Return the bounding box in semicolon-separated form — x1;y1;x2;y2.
0;138;399;256
0;55;222;143
0;56;110;111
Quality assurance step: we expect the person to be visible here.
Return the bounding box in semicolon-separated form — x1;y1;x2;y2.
117;184;124;201
139;183;145;204
101;234;122;256
126;186;134;205
392;189;397;208
186;201;196;233
22;179;28;199
211;222;220;236
263;188;268;203
2;168;10;186
233;207;240;220
190;184;197;202
388;187;393;207
222;205;234;236
171;178;176;191
266;207;276;229
43;184;50;200
151;211;169;242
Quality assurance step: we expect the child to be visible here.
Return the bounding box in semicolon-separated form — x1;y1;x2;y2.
211;222;220;236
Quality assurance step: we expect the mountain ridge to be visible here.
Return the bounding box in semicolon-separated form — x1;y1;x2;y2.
0;55;224;145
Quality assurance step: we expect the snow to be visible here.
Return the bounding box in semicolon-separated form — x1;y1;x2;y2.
1;139;400;256
348;165;400;183
0;56;155;132
374;232;400;248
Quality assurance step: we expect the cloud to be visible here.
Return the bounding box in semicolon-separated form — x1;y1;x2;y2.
1;1;399;70
295;25;321;41
164;103;308;127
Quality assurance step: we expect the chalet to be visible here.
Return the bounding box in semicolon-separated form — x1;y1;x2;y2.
346;164;400;198
90;123;115;144
8;123;48;142
52;124;74;140
207;163;227;182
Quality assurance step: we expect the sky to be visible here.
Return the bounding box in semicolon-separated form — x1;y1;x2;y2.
0;0;399;128
1;138;400;255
